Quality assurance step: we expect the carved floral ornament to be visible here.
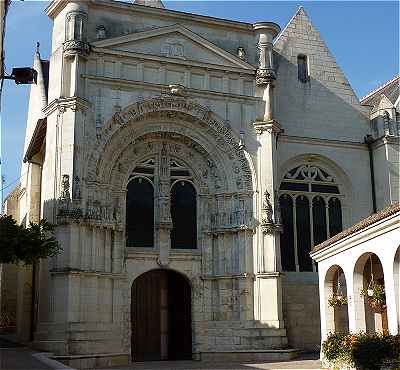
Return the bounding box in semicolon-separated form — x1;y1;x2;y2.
87;96;254;192
284;164;335;183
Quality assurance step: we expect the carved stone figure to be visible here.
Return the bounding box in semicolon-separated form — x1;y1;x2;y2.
96;25;106;40
60;174;71;201
72;176;81;199
237;46;247;60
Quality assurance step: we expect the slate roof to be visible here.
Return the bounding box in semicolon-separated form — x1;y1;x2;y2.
360;75;400;111
312;202;400;253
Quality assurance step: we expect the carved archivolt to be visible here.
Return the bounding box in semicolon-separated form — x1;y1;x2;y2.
85;96;254;193
77;96;256;231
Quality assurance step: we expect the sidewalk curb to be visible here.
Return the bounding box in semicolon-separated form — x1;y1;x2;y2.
32;352;77;370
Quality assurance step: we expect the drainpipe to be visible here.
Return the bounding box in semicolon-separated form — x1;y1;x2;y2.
365;135;377;213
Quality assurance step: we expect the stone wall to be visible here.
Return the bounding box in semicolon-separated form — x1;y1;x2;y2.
282;272;321;351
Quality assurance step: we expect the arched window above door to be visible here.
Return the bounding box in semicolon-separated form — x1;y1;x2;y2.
126;177;154;248
171;181;197;249
279;164;343;272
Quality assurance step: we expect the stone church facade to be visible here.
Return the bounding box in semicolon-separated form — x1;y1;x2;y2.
2;0;399;367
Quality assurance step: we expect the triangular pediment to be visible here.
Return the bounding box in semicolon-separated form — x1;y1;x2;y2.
92;24;255;70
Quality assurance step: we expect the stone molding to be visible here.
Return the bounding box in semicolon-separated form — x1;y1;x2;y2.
42;97;92;116
253;120;281;135
83;74;258;102
201;273;255;280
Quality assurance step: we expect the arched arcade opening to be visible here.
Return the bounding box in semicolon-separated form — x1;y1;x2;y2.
324;265;349;334
354;253;388;334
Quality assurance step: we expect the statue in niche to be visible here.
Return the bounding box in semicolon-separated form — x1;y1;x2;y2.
237;46;247;60
96;25;107;40
72;176;81;199
262;190;273;224
60;174;71;201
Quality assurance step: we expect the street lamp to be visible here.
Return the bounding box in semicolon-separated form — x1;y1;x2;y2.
1;67;37;84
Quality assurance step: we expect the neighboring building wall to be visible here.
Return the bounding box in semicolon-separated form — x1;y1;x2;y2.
361;76;400;210
1;186;32;341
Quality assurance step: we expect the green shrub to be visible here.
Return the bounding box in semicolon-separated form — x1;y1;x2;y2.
322;332;400;370
322;332;353;366
351;333;394;370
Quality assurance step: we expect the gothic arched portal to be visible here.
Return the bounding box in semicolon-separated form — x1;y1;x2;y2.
131;269;192;361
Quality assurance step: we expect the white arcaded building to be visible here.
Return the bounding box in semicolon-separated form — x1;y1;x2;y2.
2;0;399;368
311;203;399;341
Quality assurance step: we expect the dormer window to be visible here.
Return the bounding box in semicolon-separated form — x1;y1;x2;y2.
297;54;309;83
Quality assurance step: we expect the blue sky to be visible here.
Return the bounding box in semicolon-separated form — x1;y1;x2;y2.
0;0;399;199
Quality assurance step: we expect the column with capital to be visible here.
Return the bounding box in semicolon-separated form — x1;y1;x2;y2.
252;22;285;328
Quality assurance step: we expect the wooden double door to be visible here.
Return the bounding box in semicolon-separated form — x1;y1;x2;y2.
131;269;192;361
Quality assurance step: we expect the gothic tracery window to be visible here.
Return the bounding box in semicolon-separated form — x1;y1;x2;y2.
279;164;343;272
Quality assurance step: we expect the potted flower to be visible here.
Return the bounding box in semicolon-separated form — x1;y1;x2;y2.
361;283;386;313
328;293;348;308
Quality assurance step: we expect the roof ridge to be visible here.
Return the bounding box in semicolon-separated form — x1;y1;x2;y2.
274;6;306;45
360;75;400;102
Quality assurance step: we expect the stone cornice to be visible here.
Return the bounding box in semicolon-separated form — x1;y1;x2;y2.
255;272;282;278
279;134;368;150
253;120;281;135
47;0;256;32
42;97;92;117
49;268;126;278
201;273;255;280
370;135;400;149
91;47;256;75
93;0;254;31
83;74;259;102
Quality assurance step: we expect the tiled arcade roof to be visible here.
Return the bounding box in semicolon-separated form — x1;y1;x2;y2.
312;202;400;253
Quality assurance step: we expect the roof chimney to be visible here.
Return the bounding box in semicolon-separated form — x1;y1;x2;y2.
134;0;165;8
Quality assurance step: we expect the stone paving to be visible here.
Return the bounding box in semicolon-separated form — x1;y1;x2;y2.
0;338;52;370
100;353;323;370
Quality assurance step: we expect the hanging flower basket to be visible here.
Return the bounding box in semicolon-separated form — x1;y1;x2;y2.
361;283;386;313
328;294;348;308
367;298;387;313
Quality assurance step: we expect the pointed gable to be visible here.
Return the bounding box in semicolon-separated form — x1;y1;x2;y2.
273;7;369;140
